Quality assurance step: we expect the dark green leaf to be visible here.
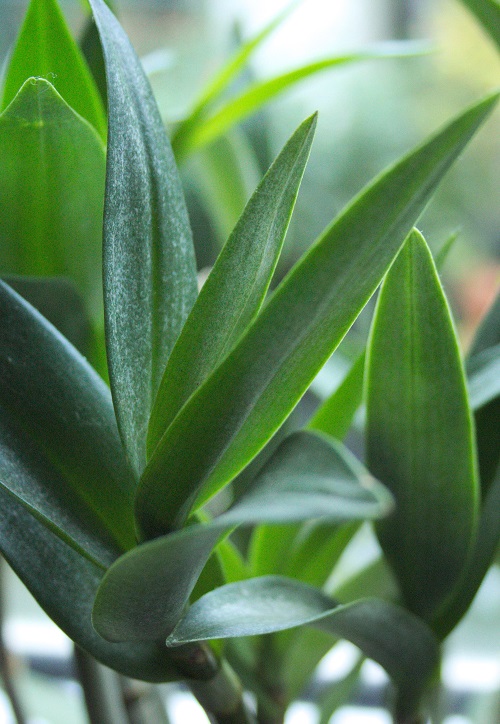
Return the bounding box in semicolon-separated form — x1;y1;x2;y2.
166;576;439;710
0;79;105;327
0;280;136;554
80;15;108;106
137;92;498;538
88;0;198;477
1;0;106;138
458;0;500;50
0;489;178;682
308;352;365;440
366;229;478;620
148;114;317;452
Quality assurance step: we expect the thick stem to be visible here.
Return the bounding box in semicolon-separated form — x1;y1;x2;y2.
74;646;131;724
169;642;255;724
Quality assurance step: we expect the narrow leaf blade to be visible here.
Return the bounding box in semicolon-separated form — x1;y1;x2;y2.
459;0;500;50
88;0;198;476
137;93;498;539
366;230;479;620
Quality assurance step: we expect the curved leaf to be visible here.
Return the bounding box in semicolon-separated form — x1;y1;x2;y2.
459;0;500;50
148;114;317;451
88;0;198;477
166;576;439;713
0;79;105;325
137;92;498;539
0;280;136;553
366;230;478;620
1;0;106;138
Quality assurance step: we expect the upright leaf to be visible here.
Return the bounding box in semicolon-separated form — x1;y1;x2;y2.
148;114;317;451
366;230;479;620
1;0;106;138
0;79;105;326
88;0;198;477
136;93;498;539
458;0;500;50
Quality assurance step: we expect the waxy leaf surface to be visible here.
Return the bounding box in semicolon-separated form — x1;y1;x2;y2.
89;0;198;477
366;230;478;620
137;93;498;539
148;114;317;451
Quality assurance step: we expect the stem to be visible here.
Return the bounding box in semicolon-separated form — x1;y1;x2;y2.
169;643;255;723
74;646;131;724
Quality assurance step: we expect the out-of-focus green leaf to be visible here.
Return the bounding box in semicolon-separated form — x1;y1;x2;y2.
467;343;500;410
148;115;317;453
318;658;364;724
80;15;108;106
434;229;460;269
3;276;92;356
469;289;500;356
0;280;136;554
1;0;106;138
137;93;498;539
0;489;178;682
0;79;105;326
166;576;439;714
366;230;478;620
185;128;262;246
88;0;198;477
308;352;365;439
458;0;500;50
175;43;431;159
172;0;302;161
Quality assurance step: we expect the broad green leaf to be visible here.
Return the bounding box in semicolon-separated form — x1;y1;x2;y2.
0;280;136;553
459;0;500;50
308;352;365;439
3;276;92;356
0;79;105;326
366;230;479;620
94;431;390;642
148;114;317;452
88;0;198;477
171;0;302;161
467;343;500;410
175;43;431;159
137;92;498;539
166;576;439;713
1;0;106;138
0;489;178;682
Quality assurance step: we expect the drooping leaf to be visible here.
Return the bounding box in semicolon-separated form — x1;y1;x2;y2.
175;43;431;159
148;115;317;451
88;0;198;477
308;352;365;440
1;0;106;138
467;343;500;410
0;488;178;683
0;280;136;554
166;576;439;714
0;79;105;326
366;229;479;621
458;0;500;50
136;92;498;539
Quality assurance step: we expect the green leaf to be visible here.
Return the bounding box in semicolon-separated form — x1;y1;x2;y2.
0;79;105;326
366;229;479;621
148;115;317;451
0;489;178;683
137;92;498;539
88;0;198;477
175;43;431;158
469;288;500;356
458;0;500;50
80;14;108;106
0;280;136;554
94;431;390;642
166;576;439;712
434;229;460;269
467;343;500;410
318;658;364;724
308;352;365;440
1;0;106;139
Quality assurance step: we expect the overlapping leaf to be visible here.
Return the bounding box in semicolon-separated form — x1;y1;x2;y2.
1;0;106;138
93;431;391;642
0;280;136;556
366;230;479;621
136;92;498;539
148;114;317;451
88;0;198;477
